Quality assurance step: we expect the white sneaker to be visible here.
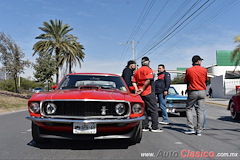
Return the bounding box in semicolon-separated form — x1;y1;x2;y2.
151;129;163;133
196;132;202;136
159;121;169;125
142;128;150;132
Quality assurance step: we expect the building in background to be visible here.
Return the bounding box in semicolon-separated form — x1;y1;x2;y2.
208;50;240;98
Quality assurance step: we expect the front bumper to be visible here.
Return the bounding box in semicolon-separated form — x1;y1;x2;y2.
157;104;186;113
25;116;145;124
26;116;145;140
166;103;186;113
167;107;186;113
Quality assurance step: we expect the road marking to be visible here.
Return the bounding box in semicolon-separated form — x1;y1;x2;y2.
175;142;183;144
21;129;31;134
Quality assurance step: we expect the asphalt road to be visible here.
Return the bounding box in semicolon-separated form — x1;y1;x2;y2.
0;103;239;160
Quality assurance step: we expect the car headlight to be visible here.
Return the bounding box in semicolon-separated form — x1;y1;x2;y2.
115;103;126;115
29;102;40;113
46;103;57;114
132;103;143;114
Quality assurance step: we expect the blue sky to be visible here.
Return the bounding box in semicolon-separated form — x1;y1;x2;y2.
0;0;239;80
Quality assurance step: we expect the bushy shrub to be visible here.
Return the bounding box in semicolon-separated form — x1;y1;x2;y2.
0;77;44;92
0;78;15;92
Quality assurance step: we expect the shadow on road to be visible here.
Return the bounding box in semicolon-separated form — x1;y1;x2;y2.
218;116;240;123
27;139;134;150
161;123;187;133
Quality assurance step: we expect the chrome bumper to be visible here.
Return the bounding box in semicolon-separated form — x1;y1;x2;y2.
25;116;145;124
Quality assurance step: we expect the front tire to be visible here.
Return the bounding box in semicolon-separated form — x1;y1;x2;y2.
32;122;46;143
130;121;143;144
229;102;240;120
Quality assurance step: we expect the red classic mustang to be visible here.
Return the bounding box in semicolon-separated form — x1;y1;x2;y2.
26;73;145;144
228;88;240;120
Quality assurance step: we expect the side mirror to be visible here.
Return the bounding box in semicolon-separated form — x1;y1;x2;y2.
51;85;57;90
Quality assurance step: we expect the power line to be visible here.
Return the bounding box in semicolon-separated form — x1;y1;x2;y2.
135;0;169;48
141;0;216;57
137;0;199;58
158;0;239;57
115;0;239;72
128;0;155;41
114;0;155;72
136;0;212;59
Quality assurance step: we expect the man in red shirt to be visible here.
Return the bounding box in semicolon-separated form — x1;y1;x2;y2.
184;55;208;136
132;57;163;132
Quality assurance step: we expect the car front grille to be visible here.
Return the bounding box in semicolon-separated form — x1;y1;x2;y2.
40;100;130;118
168;100;187;104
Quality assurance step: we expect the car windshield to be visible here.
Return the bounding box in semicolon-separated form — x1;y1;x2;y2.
34;88;43;90
168;87;178;95
58;74;127;91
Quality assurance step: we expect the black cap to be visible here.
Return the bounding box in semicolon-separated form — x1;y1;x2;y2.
192;55;203;63
127;60;136;67
141;56;150;63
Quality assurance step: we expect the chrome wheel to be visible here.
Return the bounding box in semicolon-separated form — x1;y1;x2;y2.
230;102;240;120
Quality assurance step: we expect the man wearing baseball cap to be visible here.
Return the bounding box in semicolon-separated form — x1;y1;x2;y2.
132;57;163;132
122;60;136;87
184;55;208;136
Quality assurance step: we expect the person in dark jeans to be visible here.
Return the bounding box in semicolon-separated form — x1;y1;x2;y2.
155;64;171;125
122;60;136;87
132;57;163;133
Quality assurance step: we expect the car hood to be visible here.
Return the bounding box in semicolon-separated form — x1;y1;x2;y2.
166;94;187;100
30;89;137;101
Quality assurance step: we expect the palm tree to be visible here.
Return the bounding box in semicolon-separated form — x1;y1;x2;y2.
33;19;84;83
58;39;85;74
232;36;240;67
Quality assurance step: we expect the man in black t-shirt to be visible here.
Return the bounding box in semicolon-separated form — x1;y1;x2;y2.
122;60;136;87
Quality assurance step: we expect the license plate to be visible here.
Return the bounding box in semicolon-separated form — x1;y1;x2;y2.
73;122;97;134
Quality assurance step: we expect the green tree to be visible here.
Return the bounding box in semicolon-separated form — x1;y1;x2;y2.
33;52;55;90
0;32;30;93
19;77;43;91
171;74;185;84
33;19;85;83
232;36;240;67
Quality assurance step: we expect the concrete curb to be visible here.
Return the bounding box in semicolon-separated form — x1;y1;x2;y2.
205;101;228;107
0;109;27;115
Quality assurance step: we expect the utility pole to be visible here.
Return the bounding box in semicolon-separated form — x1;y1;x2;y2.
18;74;20;87
119;40;139;61
4;69;7;80
131;40;135;60
130;40;139;61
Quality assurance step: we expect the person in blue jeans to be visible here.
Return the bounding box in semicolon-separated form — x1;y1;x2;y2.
155;64;171;125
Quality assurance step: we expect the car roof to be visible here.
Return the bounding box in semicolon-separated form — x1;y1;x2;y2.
67;73;120;77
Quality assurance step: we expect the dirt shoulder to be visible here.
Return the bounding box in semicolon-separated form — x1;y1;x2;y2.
0;91;29;114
